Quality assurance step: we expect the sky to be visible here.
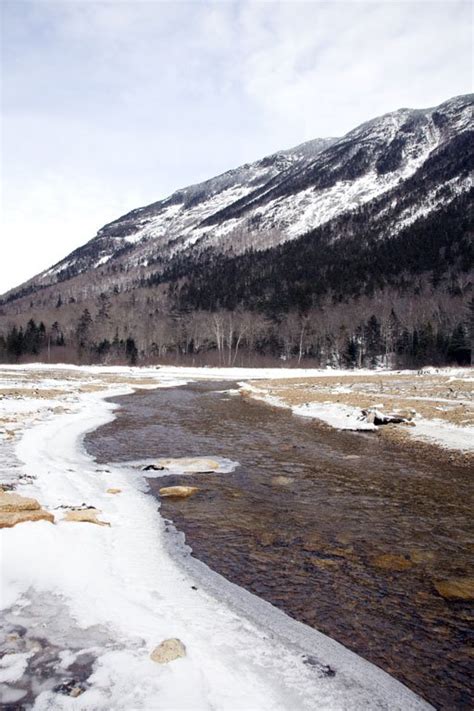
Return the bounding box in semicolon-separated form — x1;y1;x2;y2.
1;0;472;294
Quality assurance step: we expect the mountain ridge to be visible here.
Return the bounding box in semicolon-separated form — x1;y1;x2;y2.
3;92;472;302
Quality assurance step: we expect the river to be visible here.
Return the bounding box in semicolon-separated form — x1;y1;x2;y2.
86;380;473;710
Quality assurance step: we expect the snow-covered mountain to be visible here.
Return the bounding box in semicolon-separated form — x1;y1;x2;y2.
2;93;473;304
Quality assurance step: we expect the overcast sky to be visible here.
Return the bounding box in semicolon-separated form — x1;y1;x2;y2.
1;0;472;293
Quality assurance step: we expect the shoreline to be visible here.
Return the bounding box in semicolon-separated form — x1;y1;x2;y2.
239;368;474;455
0;364;434;709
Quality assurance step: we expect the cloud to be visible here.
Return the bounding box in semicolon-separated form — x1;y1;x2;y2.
1;0;472;293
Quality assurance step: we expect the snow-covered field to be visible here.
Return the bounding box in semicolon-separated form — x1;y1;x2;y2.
0;363;455;709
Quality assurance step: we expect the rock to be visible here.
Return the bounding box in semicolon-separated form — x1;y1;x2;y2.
150;638;186;664
433;578;474;600
159;486;199;499
155;457;220;473
302;534;325;552
0;491;54;528
362;408;412;426
258;531;277;547
0;491;41;512
53;680;86;697
409;550;436;564
64;508;110;526
106;488;122;494
371;554;413;571
0;509;54;528
271;475;294;486
311;557;339;569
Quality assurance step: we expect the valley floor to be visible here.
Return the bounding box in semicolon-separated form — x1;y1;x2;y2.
1;363;471;709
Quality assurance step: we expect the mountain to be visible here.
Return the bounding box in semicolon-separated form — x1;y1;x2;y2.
1;94;473;368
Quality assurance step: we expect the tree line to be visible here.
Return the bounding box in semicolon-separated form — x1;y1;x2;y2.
1;304;471;368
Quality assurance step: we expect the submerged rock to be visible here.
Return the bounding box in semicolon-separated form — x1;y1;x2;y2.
433;578;474;600
271;475;294;487
159;486;199;499
371;554;413;571
0;491;54;528
64;508;110;526
150;638;186;664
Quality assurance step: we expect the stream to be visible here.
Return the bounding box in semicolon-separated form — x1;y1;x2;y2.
85;380;473;710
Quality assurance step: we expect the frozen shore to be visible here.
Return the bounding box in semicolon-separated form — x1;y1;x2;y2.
0;364;434;709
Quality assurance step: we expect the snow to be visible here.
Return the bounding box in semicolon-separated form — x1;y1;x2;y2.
409;417;474;453
240;382;377;431
93;254;112;268
0;653;31;683
293;402;377;431
0;365;431;710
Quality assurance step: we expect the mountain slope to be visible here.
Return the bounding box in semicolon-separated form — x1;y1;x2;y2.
3;93;472;304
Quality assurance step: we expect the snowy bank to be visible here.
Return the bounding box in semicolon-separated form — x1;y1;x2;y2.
239;368;474;452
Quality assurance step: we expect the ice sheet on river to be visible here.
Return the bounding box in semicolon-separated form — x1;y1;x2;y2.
0;368;432;709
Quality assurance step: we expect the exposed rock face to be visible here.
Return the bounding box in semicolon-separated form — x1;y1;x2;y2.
433;578;474;600
0;491;54;528
158;486;199;499
150;638;186;664
63;508;110;526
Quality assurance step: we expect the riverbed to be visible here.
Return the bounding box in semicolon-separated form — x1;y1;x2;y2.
86;380;474;710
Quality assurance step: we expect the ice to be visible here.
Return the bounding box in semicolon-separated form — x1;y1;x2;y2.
0;652;31;683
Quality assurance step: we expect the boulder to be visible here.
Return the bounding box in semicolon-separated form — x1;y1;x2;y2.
64;508;110;526
150;638;186;664
159;486;199;499
433;578;474;600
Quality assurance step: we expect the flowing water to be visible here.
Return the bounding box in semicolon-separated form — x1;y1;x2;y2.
86;381;474;710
